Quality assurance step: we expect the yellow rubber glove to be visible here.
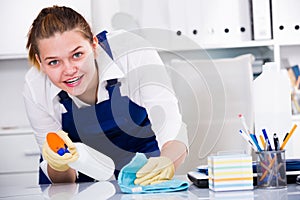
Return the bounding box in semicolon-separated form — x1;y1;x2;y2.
134;156;175;186
42;130;79;172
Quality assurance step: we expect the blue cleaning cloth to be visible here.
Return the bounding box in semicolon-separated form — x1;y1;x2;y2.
117;153;189;194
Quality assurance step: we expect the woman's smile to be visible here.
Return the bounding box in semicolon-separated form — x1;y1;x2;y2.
64;74;84;87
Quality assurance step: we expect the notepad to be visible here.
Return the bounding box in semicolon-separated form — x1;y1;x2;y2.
208;153;253;191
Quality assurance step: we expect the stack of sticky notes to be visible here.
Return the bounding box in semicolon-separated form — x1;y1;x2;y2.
208;153;253;191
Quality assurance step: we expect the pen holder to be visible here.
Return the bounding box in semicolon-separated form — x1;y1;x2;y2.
256;150;287;189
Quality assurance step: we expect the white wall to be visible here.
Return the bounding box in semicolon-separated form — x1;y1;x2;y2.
0;59;30;128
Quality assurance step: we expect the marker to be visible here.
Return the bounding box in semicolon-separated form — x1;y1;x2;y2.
262;129;272;151
280;124;298;150
273;133;280;151
47;132;69;156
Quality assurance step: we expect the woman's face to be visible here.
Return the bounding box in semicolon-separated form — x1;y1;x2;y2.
36;29;98;97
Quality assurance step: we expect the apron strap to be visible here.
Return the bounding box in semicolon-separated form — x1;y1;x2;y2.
106;79;118;87
97;30;121;95
58;90;73;112
96;30;114;60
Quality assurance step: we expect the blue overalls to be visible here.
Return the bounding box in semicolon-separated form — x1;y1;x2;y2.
39;31;160;184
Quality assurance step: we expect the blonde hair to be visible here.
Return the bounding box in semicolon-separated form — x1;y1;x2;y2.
26;5;93;69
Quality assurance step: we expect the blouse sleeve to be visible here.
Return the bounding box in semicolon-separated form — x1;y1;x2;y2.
123;47;189;151
23;70;61;151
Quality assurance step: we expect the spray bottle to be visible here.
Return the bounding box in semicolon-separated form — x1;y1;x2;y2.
47;132;115;181
253;62;292;154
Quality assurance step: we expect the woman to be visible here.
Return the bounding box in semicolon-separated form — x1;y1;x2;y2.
23;5;188;185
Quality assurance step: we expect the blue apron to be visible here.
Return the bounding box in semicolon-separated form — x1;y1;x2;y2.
39;31;160;184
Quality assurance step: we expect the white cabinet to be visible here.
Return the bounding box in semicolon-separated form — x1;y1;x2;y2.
90;0;300;70
0;0;91;59
270;0;300;68
0;129;40;186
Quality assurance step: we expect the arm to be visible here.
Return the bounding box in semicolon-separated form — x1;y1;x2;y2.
108;33;188;185
133;49;189;165
161;140;187;170
42;131;79;183
126;48;188;185
47;166;76;183
23;74;76;183
107;30;189;158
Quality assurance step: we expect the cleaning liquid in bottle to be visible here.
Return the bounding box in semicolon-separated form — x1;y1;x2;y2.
253;62;292;152
47;132;115;181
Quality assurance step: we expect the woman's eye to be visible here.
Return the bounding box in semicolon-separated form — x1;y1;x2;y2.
48;60;59;66
73;52;82;59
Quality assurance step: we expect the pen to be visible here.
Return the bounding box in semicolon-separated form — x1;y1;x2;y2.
259;134;266;149
238;114;251;134
265;138;269;151
273;133;284;181
273;133;280;151
252;134;259;148
259;154;277;181
262;129;272;151
280;124;298;150
249;133;262;152
283;132;289;142
239;130;257;151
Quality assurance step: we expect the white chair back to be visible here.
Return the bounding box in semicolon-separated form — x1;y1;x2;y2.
167;54;254;174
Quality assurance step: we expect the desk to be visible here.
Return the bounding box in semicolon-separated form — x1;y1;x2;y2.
1;178;300;200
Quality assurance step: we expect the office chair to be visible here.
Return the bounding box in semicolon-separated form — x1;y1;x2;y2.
166;54;254;174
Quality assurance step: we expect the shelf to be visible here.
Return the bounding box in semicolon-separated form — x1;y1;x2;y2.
0;126;33;135
159;39;275;55
276;40;300;47
201;40;275;50
0;54;27;60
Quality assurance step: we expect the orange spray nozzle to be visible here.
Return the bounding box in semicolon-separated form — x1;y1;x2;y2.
46;132;69;156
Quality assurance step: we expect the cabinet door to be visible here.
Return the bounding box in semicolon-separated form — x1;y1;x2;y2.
0;134;40;173
0;0;91;58
0;173;39;187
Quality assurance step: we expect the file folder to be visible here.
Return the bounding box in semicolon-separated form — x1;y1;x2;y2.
186;0;252;45
272;0;300;42
251;0;272;40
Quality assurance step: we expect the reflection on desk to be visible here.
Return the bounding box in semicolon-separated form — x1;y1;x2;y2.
42;181;115;199
189;184;300;200
1;180;300;199
0;181;116;200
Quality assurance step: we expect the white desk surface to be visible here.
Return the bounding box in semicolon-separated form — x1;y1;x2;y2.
1;177;300;200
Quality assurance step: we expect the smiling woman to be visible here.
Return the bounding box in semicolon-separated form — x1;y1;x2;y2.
23;6;188;185
36;30;98;102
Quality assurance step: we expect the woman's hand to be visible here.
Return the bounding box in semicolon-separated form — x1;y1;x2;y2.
42;130;78;172
134;156;175;186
